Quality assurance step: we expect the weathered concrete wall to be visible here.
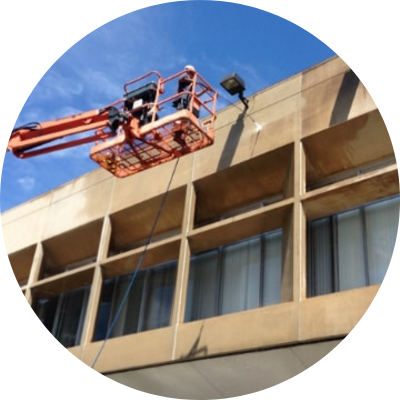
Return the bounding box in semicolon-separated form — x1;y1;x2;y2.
1;56;397;380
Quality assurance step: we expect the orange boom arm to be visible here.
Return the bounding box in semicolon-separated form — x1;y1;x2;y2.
8;108;115;158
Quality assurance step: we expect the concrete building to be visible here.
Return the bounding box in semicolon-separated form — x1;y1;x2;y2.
2;56;399;398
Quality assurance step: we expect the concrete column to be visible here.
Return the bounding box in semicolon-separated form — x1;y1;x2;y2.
170;181;196;361
97;216;112;263
281;208;293;303
28;243;44;285
79;265;103;350
292;140;307;302
171;182;196;327
79;216;111;351
281;136;306;304
25;243;43;305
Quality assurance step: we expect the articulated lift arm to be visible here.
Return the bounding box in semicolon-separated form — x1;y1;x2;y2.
8;69;218;178
9;107;115;157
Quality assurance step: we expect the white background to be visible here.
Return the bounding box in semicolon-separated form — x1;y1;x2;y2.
1;1;399;399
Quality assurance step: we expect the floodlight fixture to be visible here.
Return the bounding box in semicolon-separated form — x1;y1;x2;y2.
220;72;249;109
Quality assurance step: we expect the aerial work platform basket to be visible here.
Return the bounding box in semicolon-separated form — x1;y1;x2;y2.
90;69;218;177
8;68;218;178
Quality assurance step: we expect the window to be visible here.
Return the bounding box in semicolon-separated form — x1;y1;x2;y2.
94;261;177;341
307;196;399;297
34;287;90;348
185;230;282;322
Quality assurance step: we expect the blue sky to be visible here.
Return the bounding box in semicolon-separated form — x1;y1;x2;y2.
0;1;335;212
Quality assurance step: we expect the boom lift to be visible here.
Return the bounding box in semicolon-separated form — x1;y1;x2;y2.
8;67;218;178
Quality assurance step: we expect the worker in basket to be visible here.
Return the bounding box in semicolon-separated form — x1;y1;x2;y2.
172;65;200;118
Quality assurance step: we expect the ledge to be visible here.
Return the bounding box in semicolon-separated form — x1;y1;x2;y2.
302;164;399;220
102;235;182;279
189;198;294;253
30;264;96;297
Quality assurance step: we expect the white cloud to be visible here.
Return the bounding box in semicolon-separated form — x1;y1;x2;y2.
56;106;84;119
34;69;84;103
17;176;35;191
14;108;44;126
75;68;122;100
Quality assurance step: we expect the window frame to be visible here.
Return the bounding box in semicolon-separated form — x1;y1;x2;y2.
307;195;399;297
93;260;178;341
186;229;283;323
34;286;90;348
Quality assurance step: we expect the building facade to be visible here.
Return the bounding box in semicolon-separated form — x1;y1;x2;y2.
2;56;399;398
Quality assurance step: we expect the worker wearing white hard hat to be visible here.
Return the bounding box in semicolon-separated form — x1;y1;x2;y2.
172;64;199;118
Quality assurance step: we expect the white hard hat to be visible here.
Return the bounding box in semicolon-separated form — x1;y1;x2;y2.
184;65;195;71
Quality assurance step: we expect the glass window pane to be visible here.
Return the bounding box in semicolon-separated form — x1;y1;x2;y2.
109;275;130;338
123;273;146;335
142;263;176;331
107;272;146;337
262;230;282;306
34;296;59;333
308;196;399;297
185;250;219;322
55;288;88;347
308;218;334;296
93;279;114;341
337;209;366;291
220;237;261;315
365;197;400;285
